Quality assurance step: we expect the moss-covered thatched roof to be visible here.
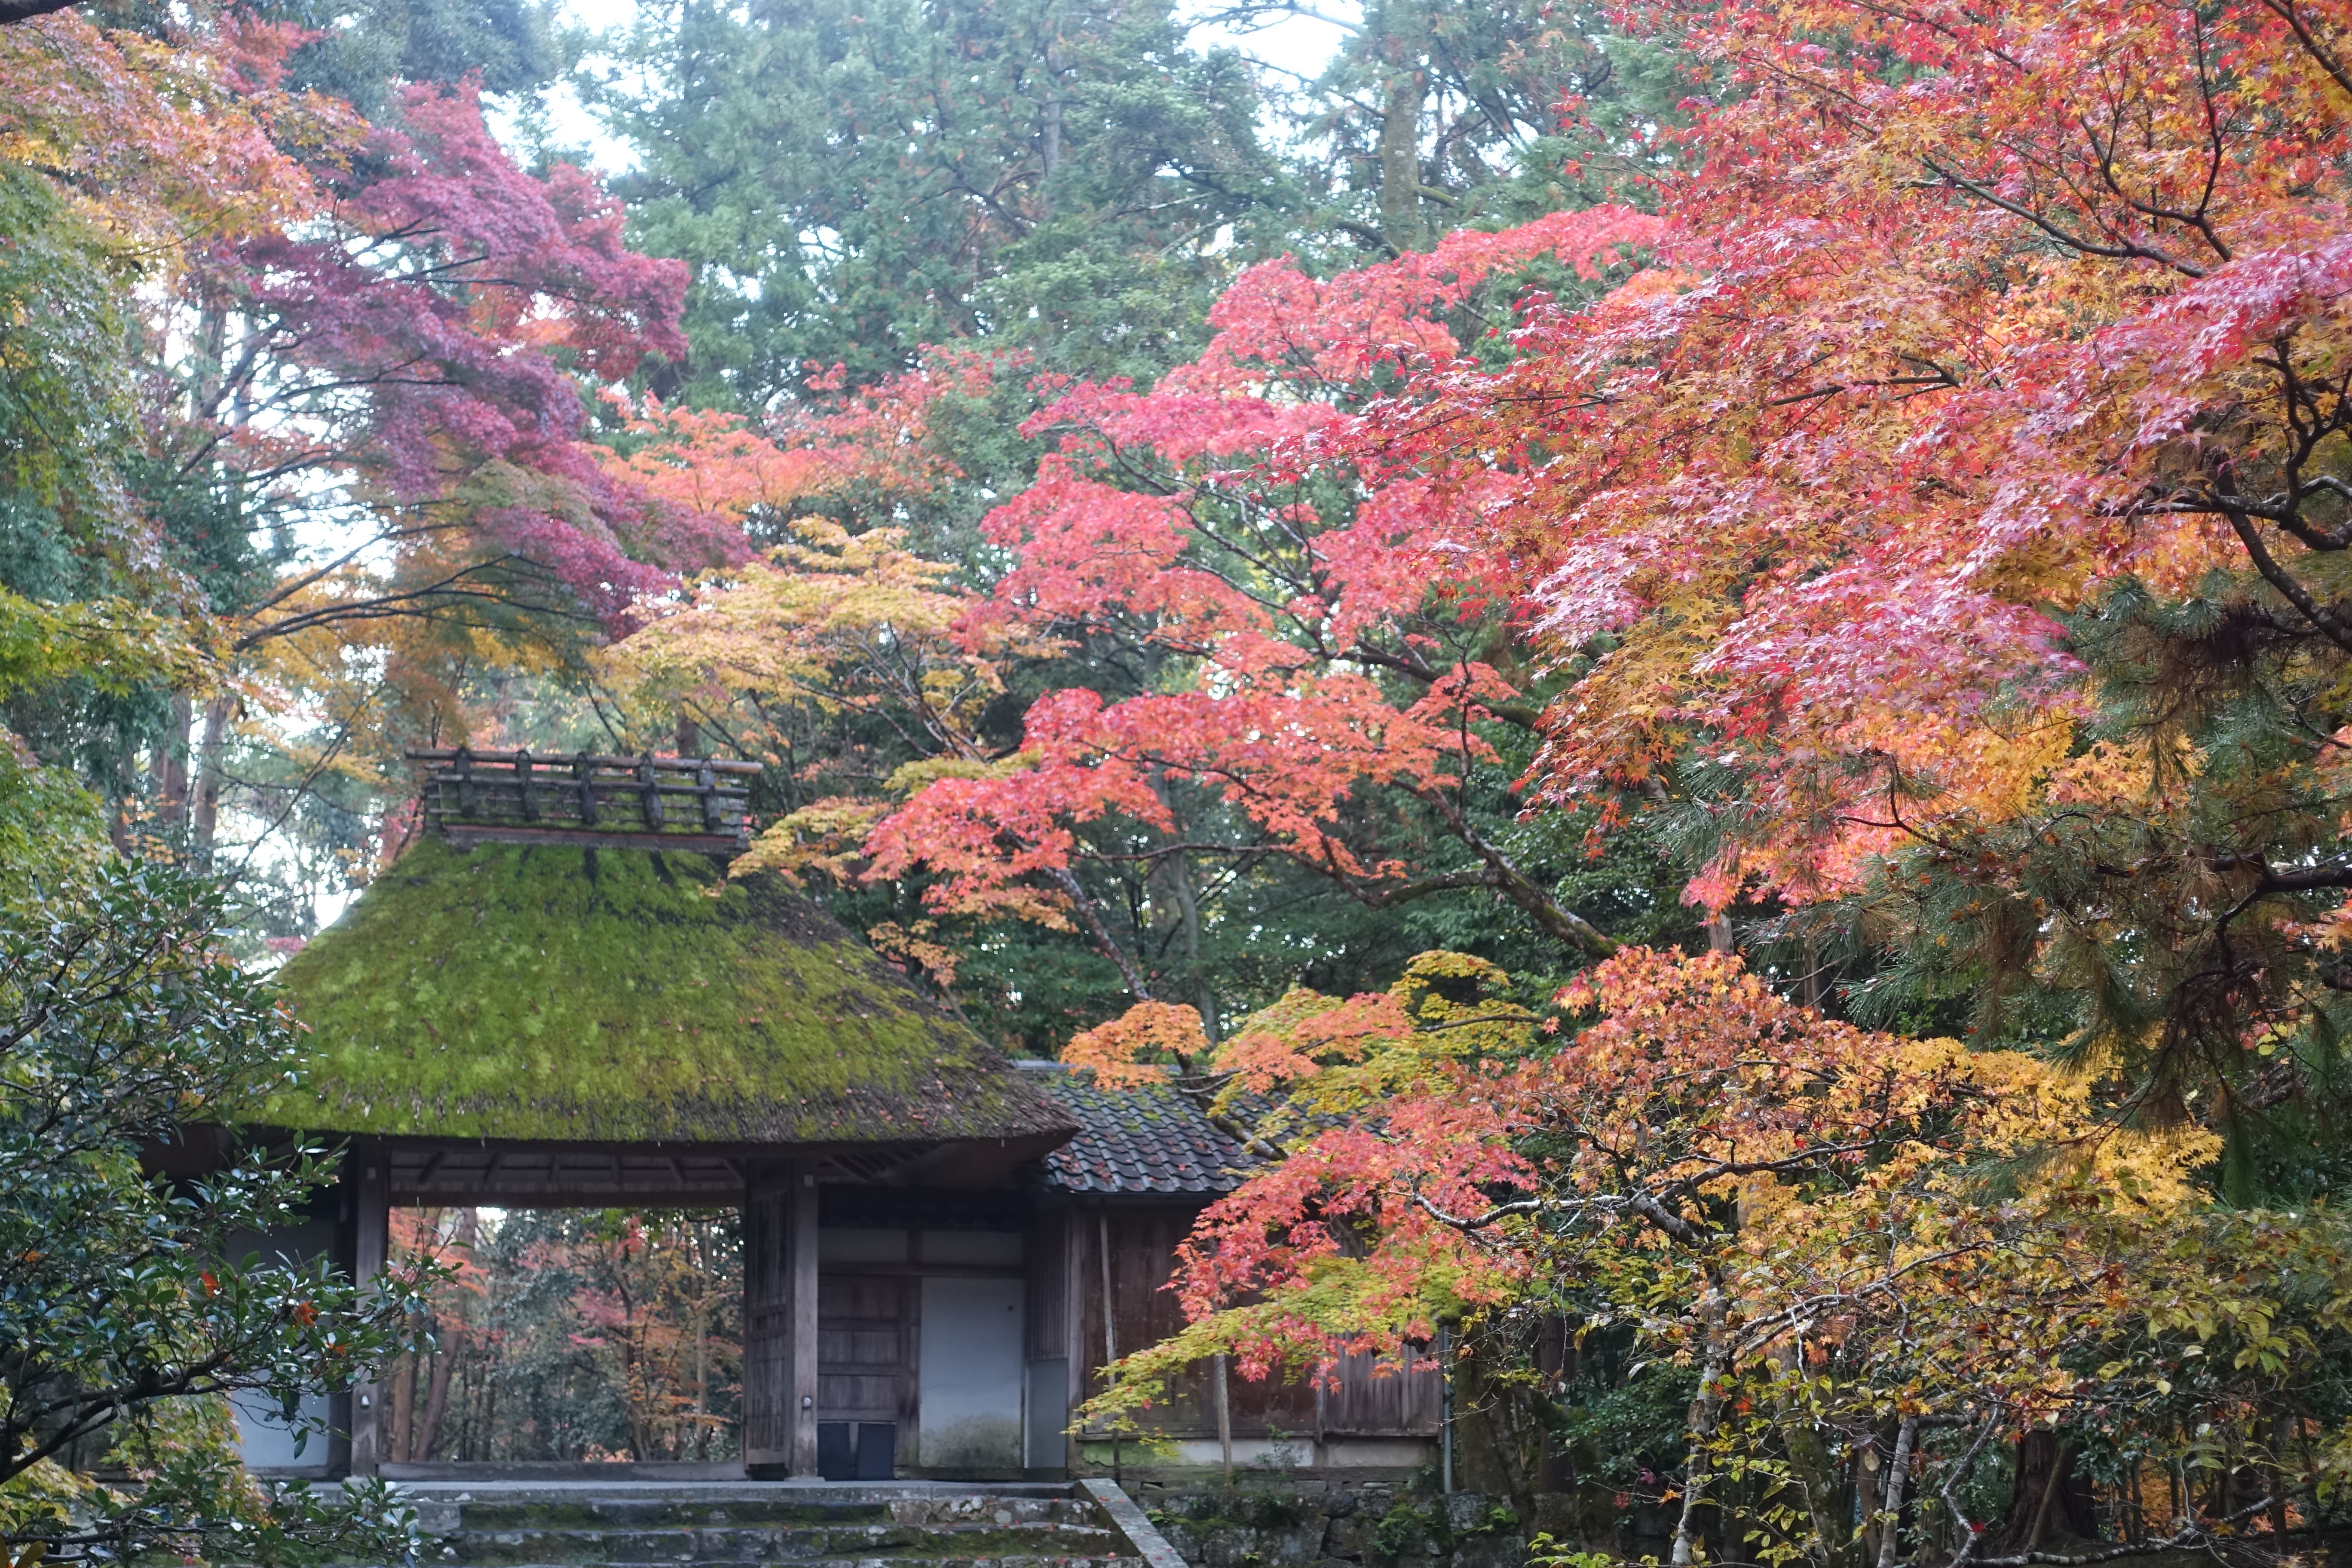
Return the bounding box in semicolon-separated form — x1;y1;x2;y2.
266;836;1074;1145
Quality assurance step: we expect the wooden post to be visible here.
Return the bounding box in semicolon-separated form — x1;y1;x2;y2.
638;755;666;829
1439;1325;1454;1494
791;1161;820;1475
1214;1353;1232;1482
742;1167;793;1475
347;1145;389;1476
1314;1358;1328;1470
574;754;600;826
1098;1211;1118;1478
698;764;724;833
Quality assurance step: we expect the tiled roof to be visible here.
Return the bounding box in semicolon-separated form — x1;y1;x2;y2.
1025;1066;1254;1195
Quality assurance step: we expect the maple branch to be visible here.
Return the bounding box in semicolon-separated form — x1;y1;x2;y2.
218;711;363;885
1763;368;1962;407
1352;867;1518;905
2259;0;2352;104
1190;0;1363;35
1918;158;2208;277
1345;639;1544;729
2217;502;2352;656
2076;95;2233;266
1417;1136;1891;1251
239;518;469;622
231;563;591;649
1174;1077;1291;1163
1047;864;1155;1002
1938;1410;2009;1568
1420;787;1617;956
1087;841;1285;864
1333;219;1400;256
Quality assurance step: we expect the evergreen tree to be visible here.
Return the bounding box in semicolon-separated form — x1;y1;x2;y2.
589;0;1294;402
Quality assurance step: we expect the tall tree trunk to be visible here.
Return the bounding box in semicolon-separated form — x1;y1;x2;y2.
191;693;232;861
409;1210;474;1461
157;694;192;835
387;1347;416;1464
1672;1281;1730;1566
2269;1412;2292;1547
1991;1432;2097;1552
1858;1435;1883;1568
481;1363;498;1464
1378;61;1424;253
107;729;136;854
1534;1314;1577;1496
1370;0;1424;254
1038;34;1064;222
1452;1335;1537;1526
1875;1416;1919;1568
692;1222;711;1462
413;1331;456;1461
1771;1339;1842;1565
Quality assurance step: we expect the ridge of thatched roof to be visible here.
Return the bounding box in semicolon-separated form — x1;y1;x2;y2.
266;836;1074;1146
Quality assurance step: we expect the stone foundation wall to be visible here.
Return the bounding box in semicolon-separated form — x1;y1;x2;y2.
1121;1478;1535;1568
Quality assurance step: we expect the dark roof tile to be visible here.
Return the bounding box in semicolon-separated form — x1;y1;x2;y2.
1029;1071;1255;1195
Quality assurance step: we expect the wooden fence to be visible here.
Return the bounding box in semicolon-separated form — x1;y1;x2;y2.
410;747;761;853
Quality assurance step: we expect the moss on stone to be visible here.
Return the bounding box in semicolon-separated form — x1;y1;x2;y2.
266;836;1065;1144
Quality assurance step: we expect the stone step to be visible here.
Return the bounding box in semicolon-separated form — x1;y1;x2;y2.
377;1481;1167;1568
449;1523;1123;1564
446;1500;1101;1532
437;1558;1143;1568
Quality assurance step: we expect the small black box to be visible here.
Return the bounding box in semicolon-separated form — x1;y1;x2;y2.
855;1421;895;1480
816;1422;853;1480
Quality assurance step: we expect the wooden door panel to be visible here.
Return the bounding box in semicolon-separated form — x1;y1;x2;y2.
818;1272;913;1427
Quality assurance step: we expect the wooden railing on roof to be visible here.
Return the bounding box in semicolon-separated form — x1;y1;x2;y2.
410;747;761;854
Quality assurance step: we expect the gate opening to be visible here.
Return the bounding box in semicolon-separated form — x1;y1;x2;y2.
384;1206;742;1465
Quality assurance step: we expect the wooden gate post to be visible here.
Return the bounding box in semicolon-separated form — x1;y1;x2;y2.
742;1165;793;1475
347;1144;389;1476
791;1161;820;1476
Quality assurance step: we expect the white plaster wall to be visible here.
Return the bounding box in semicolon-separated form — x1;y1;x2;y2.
227;1218;340;1473
231;1390;334;1470
917;1274;1024;1469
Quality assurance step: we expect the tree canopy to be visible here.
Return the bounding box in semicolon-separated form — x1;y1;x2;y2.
7;0;2352;1555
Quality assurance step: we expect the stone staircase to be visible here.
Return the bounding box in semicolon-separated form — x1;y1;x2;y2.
398;1483;1170;1568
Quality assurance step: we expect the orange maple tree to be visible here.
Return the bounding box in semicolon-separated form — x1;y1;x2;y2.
609;220;1666;998
869;0;2352;1094
964;0;2352;1556
1082;947;2346;1567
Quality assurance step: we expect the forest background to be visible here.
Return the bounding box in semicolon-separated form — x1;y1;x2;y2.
9;0;2352;1564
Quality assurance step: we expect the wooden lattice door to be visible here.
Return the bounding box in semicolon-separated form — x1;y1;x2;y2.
817;1274;915;1469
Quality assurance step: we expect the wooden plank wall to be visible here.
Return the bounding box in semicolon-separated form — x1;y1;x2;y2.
1028;1209;1072;1363
1321;1348;1442;1436
1065;1203;1436;1441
